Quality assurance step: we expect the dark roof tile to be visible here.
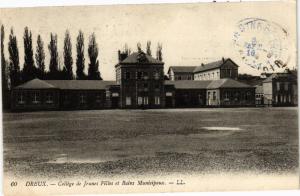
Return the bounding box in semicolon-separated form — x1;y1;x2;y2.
120;52;163;64
45;80;117;90
15;79;56;89
207;78;254;89
168;66;196;73
165;80;212;89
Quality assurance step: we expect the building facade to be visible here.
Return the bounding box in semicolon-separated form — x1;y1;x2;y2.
115;51;165;109
167;66;196;80
13;51;294;111
167;58;239;81
262;71;297;106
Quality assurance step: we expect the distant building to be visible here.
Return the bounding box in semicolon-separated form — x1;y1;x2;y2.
166;79;255;107
255;85;264;106
262;70;298;106
11;52;271;111
115;51;165;109
167;58;239;81
167;66;196;80
194;58;239;81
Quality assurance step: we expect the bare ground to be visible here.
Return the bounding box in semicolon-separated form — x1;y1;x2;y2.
3;107;299;178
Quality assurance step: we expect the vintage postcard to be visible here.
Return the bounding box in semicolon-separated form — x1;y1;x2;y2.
0;0;298;195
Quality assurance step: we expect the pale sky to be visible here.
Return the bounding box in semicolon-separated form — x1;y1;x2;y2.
0;1;297;80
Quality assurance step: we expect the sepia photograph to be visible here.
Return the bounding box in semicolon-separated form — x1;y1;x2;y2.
0;0;298;195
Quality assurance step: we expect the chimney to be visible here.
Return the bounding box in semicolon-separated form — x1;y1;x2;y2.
118;50;129;62
201;63;204;66
118;50;121;62
222;57;225;62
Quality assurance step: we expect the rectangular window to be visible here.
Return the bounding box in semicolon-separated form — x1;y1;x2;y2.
126;97;131;106
138;97;143;105
284;82;289;91
277;82;280;91
143;72;149;80
17;92;25;104
80;94;86;104
166;92;172;96
213;91;216;100
137;72;142;80
154;71;160;80
112;92;119;97
125;71;131;79
143;97;149;105
32;92;40;104
46;92;54;104
155;96;160;105
96;93;102;103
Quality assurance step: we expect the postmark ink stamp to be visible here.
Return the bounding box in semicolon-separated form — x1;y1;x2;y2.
233;18;290;72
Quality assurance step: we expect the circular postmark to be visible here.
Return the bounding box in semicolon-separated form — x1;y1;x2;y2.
233;18;290;72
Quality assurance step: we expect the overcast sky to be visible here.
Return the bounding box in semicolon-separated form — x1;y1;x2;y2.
0;1;296;80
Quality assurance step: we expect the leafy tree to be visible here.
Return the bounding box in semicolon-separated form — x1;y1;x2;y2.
22;27;36;82
76;30;86;80
8;28;21;87
156;43;163;61
63;30;73;79
146;41;151;56
48;33;59;79
35;34;45;79
87;33;101;80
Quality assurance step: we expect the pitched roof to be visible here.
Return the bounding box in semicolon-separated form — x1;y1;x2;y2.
193;60;224;73
165;80;212;89
14;79;117;90
166;79;253;89
45;80;117;90
120;52;163;64
207;78;254;89
168;66;196;74
15;79;56;89
193;58;238;73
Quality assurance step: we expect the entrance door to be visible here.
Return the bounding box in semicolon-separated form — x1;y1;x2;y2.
165;97;173;108
111;97;119;108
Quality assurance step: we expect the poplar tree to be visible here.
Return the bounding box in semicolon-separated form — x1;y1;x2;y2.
76;30;86;80
1;25;8;91
35;34;45;79
146;41;151;56
63;30;73;79
8;28;21;87
156;43;163;61
48;33;59;79
87;33;101;80
22;26;36;82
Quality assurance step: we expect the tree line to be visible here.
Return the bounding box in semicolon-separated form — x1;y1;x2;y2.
1;25;102;91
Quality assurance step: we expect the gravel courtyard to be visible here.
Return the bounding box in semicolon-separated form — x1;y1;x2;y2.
3;107;299;178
